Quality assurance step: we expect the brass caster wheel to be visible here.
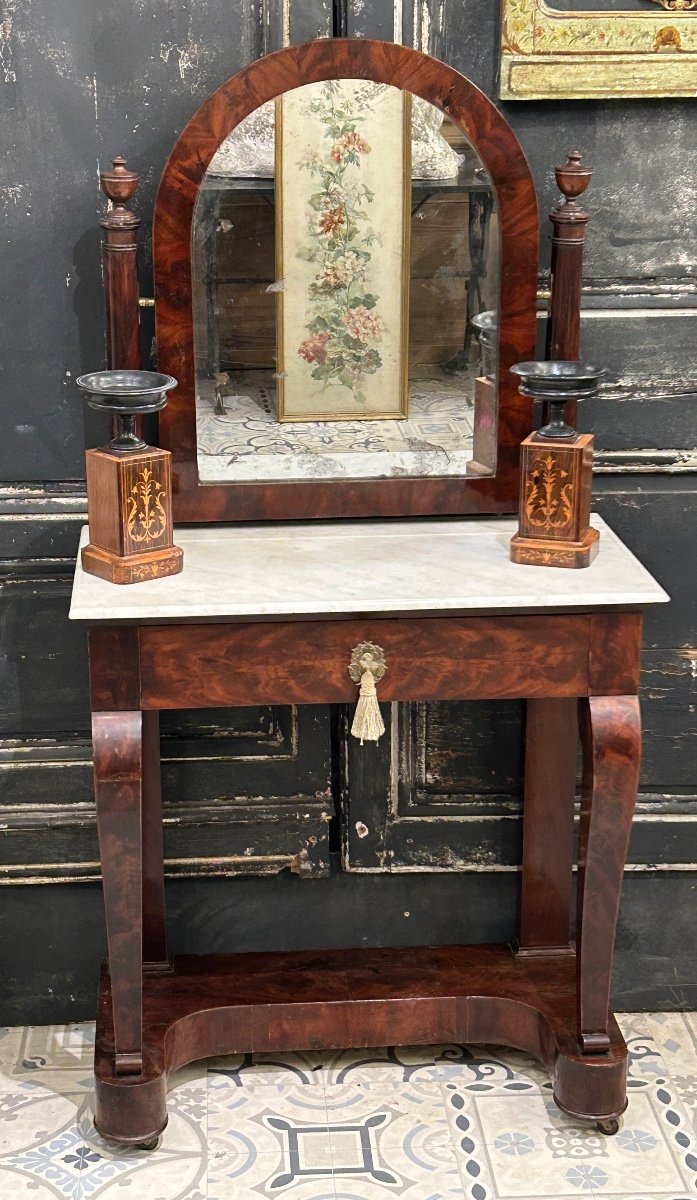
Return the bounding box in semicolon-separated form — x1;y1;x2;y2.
596;1117;622;1137
137;1136;161;1152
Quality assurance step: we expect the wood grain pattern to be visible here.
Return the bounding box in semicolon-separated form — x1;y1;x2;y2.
81;543;184;585
141;710;168;970
138;616;593;710
87;613;641;715
516;698;576;955
576;695;641;1054
92;710;144;1074
93;946;629;1143
510;434;599;568
120;452;173;557
545;151;593;428
86;599;644;1138
99;157;144;441
153;38;539;522
88;627;141;712
83;448;183;584
85;448;173;557
84;450;123;554
518;435;594;544
589;612;642;696
100;157;142;375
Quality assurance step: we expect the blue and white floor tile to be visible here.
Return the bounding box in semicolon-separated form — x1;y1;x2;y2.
0;1014;695;1198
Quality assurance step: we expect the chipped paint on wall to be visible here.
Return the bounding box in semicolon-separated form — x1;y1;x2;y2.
411;0;445;55
0;183;29;214
393;0;403;43
1;1;17;83
159;31;212;94
415;0;430;52
38;40;94;95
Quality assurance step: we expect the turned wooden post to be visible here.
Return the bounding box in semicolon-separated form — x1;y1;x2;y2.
100;157;142;372
545;151;593;427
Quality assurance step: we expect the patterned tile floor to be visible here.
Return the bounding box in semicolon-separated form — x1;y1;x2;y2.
0;1013;695;1198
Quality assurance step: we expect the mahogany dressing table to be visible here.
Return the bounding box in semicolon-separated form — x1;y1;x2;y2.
70;515;667;1145
74;38;670;1146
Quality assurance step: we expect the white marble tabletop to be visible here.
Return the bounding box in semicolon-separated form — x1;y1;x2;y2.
69;516;668;624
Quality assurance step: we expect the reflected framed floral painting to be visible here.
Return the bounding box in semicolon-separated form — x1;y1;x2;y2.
275;80;411;422
500;0;697;99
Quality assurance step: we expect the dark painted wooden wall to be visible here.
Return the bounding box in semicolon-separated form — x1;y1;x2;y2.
0;0;695;1025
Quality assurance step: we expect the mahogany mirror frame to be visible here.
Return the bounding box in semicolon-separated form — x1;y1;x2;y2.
153;38;539;524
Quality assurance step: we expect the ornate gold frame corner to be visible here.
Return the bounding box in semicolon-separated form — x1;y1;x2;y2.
500;0;697;100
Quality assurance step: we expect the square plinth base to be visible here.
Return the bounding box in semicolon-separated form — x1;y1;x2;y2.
510;527;600;569
81;543;183;585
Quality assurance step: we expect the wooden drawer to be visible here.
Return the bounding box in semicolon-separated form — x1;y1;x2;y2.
139;614;591;709
88;613;641;712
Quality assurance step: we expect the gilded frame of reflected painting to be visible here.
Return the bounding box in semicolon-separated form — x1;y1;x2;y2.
500;0;697;99
275;81;412;422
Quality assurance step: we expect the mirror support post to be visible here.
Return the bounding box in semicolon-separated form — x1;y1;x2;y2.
100;157;142;370
545;151;592;428
100;158;143;435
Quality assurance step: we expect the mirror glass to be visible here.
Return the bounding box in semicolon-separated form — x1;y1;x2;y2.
192;80;500;485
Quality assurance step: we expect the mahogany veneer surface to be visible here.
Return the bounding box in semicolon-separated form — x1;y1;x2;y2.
94;946;629;1144
153;38;539;522
72;518;668;1144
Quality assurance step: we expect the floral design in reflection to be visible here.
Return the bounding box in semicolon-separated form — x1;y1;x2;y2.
296;81;387;404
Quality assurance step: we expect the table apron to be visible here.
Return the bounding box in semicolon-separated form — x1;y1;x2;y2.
88;612;642;711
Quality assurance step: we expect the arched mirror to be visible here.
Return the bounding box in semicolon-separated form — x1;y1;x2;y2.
154;41;538;522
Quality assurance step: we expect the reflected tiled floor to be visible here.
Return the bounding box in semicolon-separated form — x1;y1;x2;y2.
0;1014;695;1198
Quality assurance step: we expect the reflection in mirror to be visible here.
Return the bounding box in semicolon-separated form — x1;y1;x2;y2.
192;81;500;485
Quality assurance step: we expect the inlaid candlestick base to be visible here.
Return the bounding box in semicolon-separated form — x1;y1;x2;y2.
77;371;183;585
510;361;604;570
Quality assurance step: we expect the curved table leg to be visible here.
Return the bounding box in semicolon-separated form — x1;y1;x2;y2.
577;695;641;1054
93;710;144;1075
142;711;169;971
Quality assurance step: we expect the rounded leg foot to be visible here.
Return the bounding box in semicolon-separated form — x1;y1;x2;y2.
137;1136;161;1152
596;1117;622;1137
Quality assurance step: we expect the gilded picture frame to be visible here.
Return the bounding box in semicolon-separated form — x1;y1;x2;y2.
275;80;411;422
500;0;697;100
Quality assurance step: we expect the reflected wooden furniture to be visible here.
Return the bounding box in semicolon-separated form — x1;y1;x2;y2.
196;163;494;380
69;516;667;1145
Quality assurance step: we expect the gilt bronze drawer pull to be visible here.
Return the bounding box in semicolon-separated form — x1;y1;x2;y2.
348;642;387;745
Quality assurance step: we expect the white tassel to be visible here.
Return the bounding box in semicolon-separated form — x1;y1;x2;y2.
351;669;385;745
